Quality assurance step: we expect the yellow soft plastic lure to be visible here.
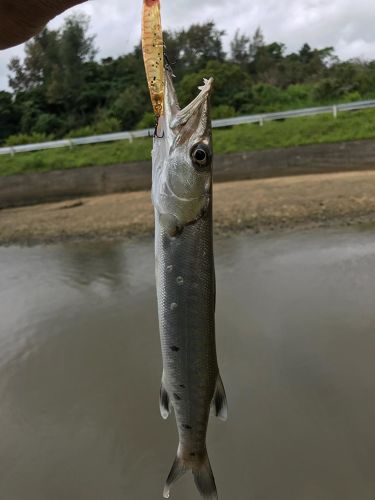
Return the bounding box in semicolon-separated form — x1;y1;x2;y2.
142;0;165;118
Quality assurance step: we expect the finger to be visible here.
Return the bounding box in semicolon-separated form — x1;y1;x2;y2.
0;0;87;49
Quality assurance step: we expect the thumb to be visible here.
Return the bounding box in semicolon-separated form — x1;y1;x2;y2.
0;0;87;49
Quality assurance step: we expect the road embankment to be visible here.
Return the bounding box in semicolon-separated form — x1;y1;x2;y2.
2;139;375;209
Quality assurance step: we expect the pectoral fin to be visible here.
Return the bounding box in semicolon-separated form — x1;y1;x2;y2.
211;375;228;421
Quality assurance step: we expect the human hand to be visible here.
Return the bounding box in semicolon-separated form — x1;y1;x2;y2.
0;0;87;49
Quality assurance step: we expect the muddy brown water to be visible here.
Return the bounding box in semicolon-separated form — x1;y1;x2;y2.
0;228;375;500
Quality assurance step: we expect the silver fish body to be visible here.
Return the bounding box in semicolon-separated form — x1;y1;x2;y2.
152;70;227;500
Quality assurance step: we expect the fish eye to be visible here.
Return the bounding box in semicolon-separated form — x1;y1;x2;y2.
191;144;211;169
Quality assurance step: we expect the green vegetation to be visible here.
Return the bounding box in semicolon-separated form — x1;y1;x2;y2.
2;15;375;148
2;108;375;176
2;15;375;176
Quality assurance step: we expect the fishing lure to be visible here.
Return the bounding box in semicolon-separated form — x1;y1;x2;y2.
142;0;165;121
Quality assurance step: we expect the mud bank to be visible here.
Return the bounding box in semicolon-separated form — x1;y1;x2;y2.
1;171;375;245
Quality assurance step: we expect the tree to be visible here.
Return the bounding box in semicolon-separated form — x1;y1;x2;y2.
0;91;20;142
46;14;96;108
164;22;226;75
251;41;286;85
230;30;250;66
8;28;59;93
178;60;252;111
249;27;265;62
7;14;99;136
299;43;314;65
109;86;147;129
3;17;375;145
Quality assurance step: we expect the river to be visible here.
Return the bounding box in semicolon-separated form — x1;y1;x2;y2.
0;228;374;499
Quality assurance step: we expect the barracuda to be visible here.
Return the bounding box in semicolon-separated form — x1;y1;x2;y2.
152;68;228;500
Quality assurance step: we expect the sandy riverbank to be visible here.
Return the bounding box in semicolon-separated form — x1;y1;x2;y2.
1;171;375;245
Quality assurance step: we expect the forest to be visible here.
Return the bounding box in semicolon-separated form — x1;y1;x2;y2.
1;14;375;146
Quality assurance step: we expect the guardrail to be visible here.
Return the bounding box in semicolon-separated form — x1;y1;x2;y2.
1;99;375;156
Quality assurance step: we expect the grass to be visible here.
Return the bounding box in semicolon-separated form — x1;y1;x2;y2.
2;108;375;176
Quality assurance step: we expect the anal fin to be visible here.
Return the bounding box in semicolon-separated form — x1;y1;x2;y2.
211;375;228;421
160;382;171;420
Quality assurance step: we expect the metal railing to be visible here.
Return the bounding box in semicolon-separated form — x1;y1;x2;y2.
1;99;375;156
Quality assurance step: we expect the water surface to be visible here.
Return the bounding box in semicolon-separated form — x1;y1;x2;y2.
1;228;375;500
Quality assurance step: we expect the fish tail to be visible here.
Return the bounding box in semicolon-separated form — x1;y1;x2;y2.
163;454;188;498
163;449;217;500
193;450;218;500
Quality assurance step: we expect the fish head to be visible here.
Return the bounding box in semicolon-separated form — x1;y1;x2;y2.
152;71;214;234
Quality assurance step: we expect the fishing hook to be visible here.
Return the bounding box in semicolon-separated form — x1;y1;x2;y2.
164;50;176;73
153;115;164;139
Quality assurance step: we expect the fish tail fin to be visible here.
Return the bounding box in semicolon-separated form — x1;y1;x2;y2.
211;374;228;422
193;450;218;500
163;454;188;499
163;449;217;500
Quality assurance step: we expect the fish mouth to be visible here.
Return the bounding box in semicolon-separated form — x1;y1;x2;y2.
171;77;214;129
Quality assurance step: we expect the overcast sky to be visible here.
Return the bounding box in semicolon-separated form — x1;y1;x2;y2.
1;0;374;90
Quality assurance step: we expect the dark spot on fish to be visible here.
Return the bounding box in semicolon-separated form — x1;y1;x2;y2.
170;346;180;352
190;453;196;457
183;425;192;430
179;385;186;389
173;393;181;401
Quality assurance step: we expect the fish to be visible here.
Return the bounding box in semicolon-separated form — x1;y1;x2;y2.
141;0;165;118
152;67;228;500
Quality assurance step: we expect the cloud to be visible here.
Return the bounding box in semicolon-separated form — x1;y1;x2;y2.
1;0;375;90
